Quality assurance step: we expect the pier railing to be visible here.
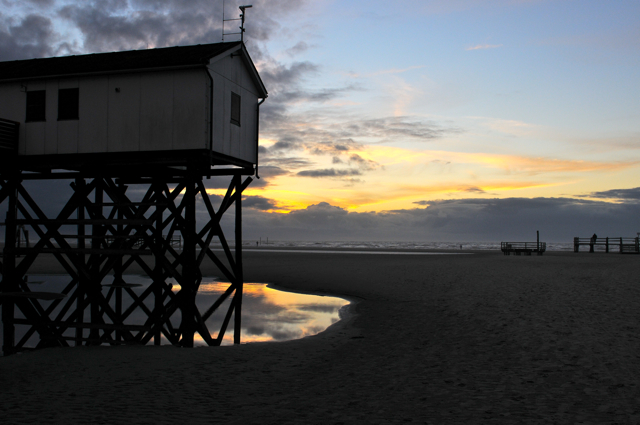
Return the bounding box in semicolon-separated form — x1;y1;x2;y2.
501;241;546;256
573;237;639;254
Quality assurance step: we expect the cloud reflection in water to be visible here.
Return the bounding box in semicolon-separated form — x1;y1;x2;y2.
188;280;350;345
1;275;349;348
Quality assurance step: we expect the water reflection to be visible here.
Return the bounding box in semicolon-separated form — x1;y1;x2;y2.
173;279;349;345
0;275;350;347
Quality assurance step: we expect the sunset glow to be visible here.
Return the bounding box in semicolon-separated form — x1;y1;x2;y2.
2;1;639;241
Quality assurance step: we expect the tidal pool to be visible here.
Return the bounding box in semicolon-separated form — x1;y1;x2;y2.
1;275;351;347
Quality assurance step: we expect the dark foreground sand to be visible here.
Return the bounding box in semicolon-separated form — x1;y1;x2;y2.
2;250;640;424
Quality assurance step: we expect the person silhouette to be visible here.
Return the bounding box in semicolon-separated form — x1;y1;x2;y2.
590;233;597;252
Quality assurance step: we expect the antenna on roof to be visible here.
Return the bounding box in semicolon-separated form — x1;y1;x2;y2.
222;2;253;42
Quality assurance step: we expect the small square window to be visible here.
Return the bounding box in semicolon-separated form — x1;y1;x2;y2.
58;88;79;120
230;92;241;126
26;90;46;122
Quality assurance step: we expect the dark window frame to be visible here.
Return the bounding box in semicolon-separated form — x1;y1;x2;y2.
25;90;46;122
230;91;241;127
58;88;79;121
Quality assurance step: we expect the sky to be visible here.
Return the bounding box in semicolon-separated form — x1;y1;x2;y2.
1;0;640;242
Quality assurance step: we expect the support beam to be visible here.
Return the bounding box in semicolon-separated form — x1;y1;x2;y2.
234;174;244;345
0;172;251;355
2;175;18;355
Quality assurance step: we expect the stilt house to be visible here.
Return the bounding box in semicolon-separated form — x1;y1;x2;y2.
0;41;267;173
0;43;268;354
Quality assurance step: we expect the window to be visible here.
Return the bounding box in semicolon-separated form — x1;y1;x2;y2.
230;92;241;126
58;88;79;120
25;90;46;122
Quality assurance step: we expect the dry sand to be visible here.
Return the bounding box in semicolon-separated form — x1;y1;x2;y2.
2;250;640;424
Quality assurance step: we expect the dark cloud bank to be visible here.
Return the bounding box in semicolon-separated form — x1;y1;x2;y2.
3;181;639;243
238;194;640;243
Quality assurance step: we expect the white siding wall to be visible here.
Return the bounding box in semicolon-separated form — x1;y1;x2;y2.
79;77;108;153
0;82;29;155
1;68;209;157
174;71;209;150
108;74;141;152
57;78;79;154
208;55;260;164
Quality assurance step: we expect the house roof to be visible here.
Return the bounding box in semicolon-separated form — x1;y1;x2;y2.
0;41;267;97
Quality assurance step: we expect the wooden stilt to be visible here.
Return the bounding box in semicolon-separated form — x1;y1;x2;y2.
1;170;251;355
2;175;18;355
234;174;243;345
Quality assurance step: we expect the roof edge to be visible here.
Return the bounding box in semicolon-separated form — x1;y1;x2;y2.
0;41;244;82
0;63;205;83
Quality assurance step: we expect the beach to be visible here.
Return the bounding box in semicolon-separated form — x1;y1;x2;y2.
1;249;640;424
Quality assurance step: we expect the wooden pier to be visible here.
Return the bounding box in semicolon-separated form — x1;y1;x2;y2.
573;237;639;254
501;241;546;256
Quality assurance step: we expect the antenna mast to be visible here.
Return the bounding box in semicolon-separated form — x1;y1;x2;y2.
222;3;253;42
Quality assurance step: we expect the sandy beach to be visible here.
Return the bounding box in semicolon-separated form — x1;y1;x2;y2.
2;249;640;424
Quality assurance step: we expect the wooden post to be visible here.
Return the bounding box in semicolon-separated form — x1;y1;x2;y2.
1;170;251;353
536;230;539;252
153;183;164;345
234;174;243;345
89;179;103;343
114;184;124;343
606;237;609;253
180;174;197;347
1;176;18;355
75;177;86;345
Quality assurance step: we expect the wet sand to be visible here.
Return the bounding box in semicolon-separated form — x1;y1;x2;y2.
2;250;640;423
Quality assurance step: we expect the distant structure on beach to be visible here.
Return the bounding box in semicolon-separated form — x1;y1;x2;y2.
574;236;640;254
0;24;267;354
501;231;546;256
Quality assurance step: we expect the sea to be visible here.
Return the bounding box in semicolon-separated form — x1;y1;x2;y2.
236;240;577;252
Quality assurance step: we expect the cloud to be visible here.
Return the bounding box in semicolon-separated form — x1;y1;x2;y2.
237;195;640;242
348;154;380;171
22;0;55;7
242;195;280;210
258;156;314;169
259;60;320;91
259;115;458;178
257;165;290;178
296;168;362;178
296;304;341;313
464;187;486;194
582;187;640;201
466;44;503;51
285;41;310;57
58;1;220;52
51;0;311;54
0;14;59;60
